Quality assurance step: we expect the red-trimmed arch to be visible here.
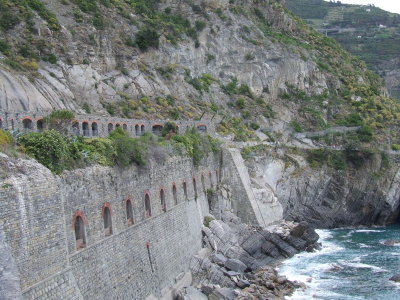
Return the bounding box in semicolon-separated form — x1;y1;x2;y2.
72;210;87;229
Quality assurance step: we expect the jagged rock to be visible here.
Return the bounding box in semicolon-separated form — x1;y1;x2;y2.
200;284;215;296
236;279;250;289
208;288;236;300
241;233;265;255
224;270;242;277
212;253;227;266
389;275;400;282
260;232;298;258
225;259;247;273
185;286;208;300
383;240;400;246
261;240;282;258
290;222;308;238
283;235;307;251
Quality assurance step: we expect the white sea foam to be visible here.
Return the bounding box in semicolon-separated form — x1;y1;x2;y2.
355;229;385;233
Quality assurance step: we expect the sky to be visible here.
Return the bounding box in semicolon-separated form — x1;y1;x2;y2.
325;0;400;14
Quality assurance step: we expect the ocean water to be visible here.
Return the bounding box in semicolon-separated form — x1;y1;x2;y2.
278;225;400;300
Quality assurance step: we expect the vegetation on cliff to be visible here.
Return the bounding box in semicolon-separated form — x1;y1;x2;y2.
0;0;399;150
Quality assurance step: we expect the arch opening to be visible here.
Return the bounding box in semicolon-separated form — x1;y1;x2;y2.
135;125;139;136
92;122;98;136
197;125;207;133
145;194;152;218
183;182;188;200
103;206;113;236
74;215;86;249
152;125;163;136
108;123;114;134
82;122;90;137
22;118;33;131
123;124;128;131
126;200;134;226
172;185;178;206
37;119;44;132
141;125;145;135
160;189;166;213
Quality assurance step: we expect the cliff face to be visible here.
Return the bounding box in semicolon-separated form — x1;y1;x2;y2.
244;148;400;228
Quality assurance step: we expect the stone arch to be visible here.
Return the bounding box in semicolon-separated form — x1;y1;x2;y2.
183;181;188;200
144;193;152;218
135;124;140;136
172;183;178;206
22;117;33;131
92;122;98;136
152;124;163;136
116;123;121;128
37;119;45;132
160;188;166;213
108;123;114;133
141;124;145;135
126;199;134;226
72;121;80;135
102;203;113;236
123;124;128;131
82;121;90;137
73;210;87;249
193;177;198;200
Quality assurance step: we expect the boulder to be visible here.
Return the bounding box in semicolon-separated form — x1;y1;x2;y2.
383;240;400;246
290;222;308;237
185;287;208;300
225;259;247;273
212;253;227;266
236;279;250;289
389;275;400;282
261;240;282;258
208;288;236;300
241;233;265;255
283;235;307;251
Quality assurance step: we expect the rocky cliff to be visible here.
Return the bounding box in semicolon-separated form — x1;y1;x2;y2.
1;0;400;229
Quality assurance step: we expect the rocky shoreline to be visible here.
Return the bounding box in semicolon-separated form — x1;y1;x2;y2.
177;213;320;299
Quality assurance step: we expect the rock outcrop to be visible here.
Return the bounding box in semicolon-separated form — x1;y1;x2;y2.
186;213;319;298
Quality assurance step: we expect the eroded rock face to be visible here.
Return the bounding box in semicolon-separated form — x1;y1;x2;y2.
245;149;400;228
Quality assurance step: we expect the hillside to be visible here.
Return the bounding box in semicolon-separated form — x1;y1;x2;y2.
285;0;400;100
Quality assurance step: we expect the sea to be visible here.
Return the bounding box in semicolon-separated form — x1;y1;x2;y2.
278;225;400;300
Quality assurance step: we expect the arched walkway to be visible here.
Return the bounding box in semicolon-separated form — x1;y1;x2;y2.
135;125;139;136
183;181;188;200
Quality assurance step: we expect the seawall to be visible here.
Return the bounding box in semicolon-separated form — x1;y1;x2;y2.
0;153;220;299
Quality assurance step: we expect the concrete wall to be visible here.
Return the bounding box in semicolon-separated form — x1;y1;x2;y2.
0;153;219;300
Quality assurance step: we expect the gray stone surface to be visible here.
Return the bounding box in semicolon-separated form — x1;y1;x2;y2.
0;153;219;300
224;259;247;273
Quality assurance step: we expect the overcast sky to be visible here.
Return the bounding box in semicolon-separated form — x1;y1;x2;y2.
325;0;400;14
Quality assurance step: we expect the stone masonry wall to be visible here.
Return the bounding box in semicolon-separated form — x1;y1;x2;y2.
0;153;220;300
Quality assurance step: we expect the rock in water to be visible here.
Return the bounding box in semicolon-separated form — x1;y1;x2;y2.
389;275;400;282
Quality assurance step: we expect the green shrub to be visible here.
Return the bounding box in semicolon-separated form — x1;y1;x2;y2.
236;97;246;109
162;121;178;137
203;216;214;227
135;26;160;51
291;120;303;132
391;144;400;151
45;110;75;133
18;130;70;174
0;129;13;145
